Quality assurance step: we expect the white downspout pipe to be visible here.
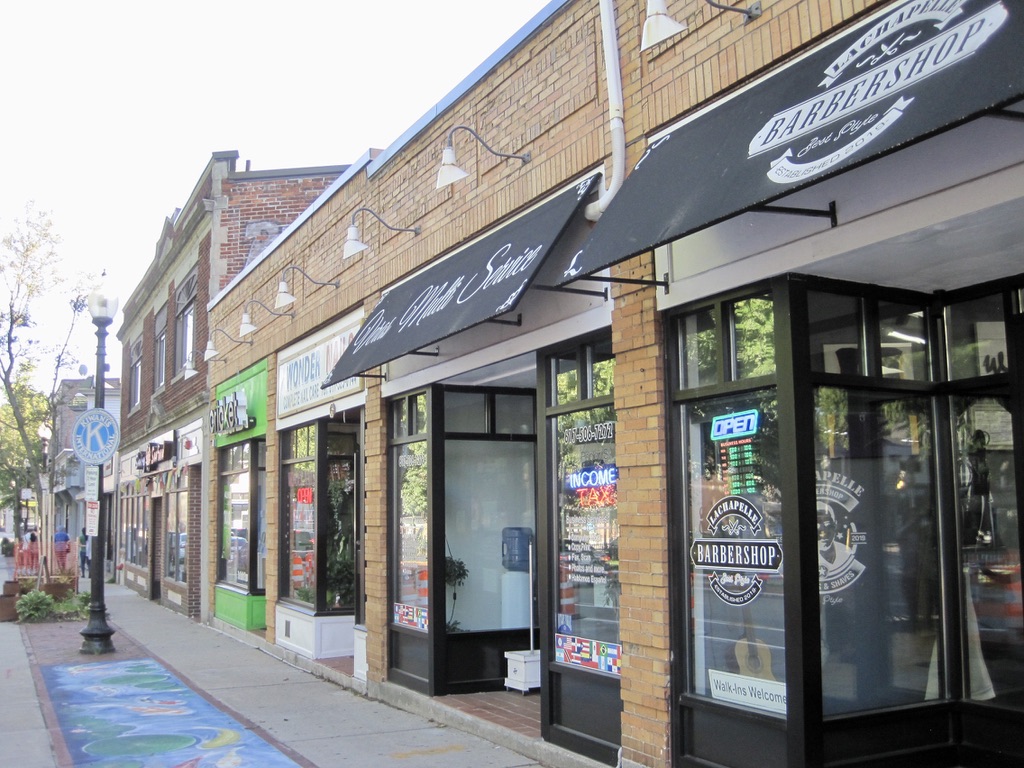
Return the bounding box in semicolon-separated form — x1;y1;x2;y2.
585;0;627;221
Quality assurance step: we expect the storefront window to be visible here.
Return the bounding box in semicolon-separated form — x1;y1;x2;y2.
325;428;357;611
732;295;775;379
495;394;534;435
815;387;939;715
952;395;1022;703
878;302;929;381
946;294;1009;380
809;291;862;375
164;475;189;582
679;308;718;388
590;339;615;398
445;439;535;632
218;443;251;587
554;406;620;674
445;391;487;433
134;496;149;567
685;391;785;715
282;426;316;604
121;492;149;568
395;441;429;630
553;351;580;405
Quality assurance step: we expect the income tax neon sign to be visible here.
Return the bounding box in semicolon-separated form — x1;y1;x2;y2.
711;410;759;441
565;464;618;509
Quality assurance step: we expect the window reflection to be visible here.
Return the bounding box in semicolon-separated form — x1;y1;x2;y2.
953;396;1022;703
946;295;1008;380
815;388;939;714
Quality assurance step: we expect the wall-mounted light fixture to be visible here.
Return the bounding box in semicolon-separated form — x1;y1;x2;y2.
344;207;421;259
276;265;340;309
435;125;531;189
183;352;199;380
239;299;294;337
204;327;253;362
641;0;688;49
641;0;761;50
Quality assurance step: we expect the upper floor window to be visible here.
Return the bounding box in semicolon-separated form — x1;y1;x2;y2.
129;338;142;409
154;305;167;389
176;303;194;374
174;270;198;374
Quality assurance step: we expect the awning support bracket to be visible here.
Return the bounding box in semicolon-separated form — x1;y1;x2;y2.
408;346;440;357
582;273;670;295
753;200;838;228
487;313;523;327
706;0;762;24
990;108;1024;123
534;284;609;299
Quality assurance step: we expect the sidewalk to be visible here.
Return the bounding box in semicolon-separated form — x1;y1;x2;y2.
1;576;607;768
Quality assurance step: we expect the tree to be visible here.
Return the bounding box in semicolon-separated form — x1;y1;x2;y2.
0;203;91;534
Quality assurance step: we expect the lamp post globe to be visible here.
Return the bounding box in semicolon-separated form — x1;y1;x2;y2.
80;278;118;655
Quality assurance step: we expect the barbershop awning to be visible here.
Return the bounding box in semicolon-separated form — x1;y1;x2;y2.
323;174;597;386
553;0;1024;286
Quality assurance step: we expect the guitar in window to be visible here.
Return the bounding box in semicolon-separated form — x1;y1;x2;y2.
734;605;774;680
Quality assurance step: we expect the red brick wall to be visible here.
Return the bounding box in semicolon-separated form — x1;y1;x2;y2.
217;174;343;291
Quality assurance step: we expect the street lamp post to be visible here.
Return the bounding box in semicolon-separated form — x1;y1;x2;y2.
80;282;118;655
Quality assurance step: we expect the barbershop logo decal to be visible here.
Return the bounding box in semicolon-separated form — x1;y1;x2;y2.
691;496;783;606
749;0;1008;184
816;470;867;594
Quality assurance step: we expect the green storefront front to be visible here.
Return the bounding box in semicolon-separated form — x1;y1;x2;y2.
211;360;269;630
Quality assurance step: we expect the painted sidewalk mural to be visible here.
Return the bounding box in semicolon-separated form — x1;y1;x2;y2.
42;658;300;767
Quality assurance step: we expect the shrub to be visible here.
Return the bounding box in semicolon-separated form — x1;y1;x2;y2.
52;592;90;621
0;537;13;557
15;590;55;622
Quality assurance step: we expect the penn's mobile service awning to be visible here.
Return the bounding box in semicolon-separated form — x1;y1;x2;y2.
554;0;1024;285
322;174;597;386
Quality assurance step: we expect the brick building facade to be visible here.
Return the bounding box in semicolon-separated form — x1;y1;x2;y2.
117;151;345;619
115;2;1024;767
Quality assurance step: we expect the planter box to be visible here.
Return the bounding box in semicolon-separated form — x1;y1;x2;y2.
0;594;17;622
3;580;19;596
41;581;76;601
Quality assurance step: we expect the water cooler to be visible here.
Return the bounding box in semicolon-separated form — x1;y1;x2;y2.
501;527;532;627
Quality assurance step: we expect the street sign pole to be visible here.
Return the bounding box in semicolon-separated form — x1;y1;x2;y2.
77;317;118;655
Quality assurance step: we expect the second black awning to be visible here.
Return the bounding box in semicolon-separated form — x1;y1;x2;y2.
552;0;1024;285
323;174;597;387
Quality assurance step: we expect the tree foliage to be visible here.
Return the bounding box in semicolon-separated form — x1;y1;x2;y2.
0;203;91;529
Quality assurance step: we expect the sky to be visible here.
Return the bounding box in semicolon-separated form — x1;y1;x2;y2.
0;0;555;383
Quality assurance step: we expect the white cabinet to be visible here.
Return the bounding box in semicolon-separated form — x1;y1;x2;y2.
504;649;540;693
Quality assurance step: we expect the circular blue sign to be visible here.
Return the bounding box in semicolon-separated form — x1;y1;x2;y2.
72;408;120;465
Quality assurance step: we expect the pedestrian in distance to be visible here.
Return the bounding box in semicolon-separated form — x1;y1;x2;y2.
79;528;91;576
54;527;71;571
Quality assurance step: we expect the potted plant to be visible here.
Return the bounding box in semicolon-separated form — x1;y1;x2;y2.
444;551;469;632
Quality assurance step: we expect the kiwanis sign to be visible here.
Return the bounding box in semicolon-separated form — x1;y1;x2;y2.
691;496;783;606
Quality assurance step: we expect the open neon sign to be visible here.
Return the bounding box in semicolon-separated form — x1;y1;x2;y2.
711;410;759;440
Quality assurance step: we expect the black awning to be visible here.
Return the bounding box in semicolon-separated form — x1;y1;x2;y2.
323;175;597;386
553;0;1024;285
